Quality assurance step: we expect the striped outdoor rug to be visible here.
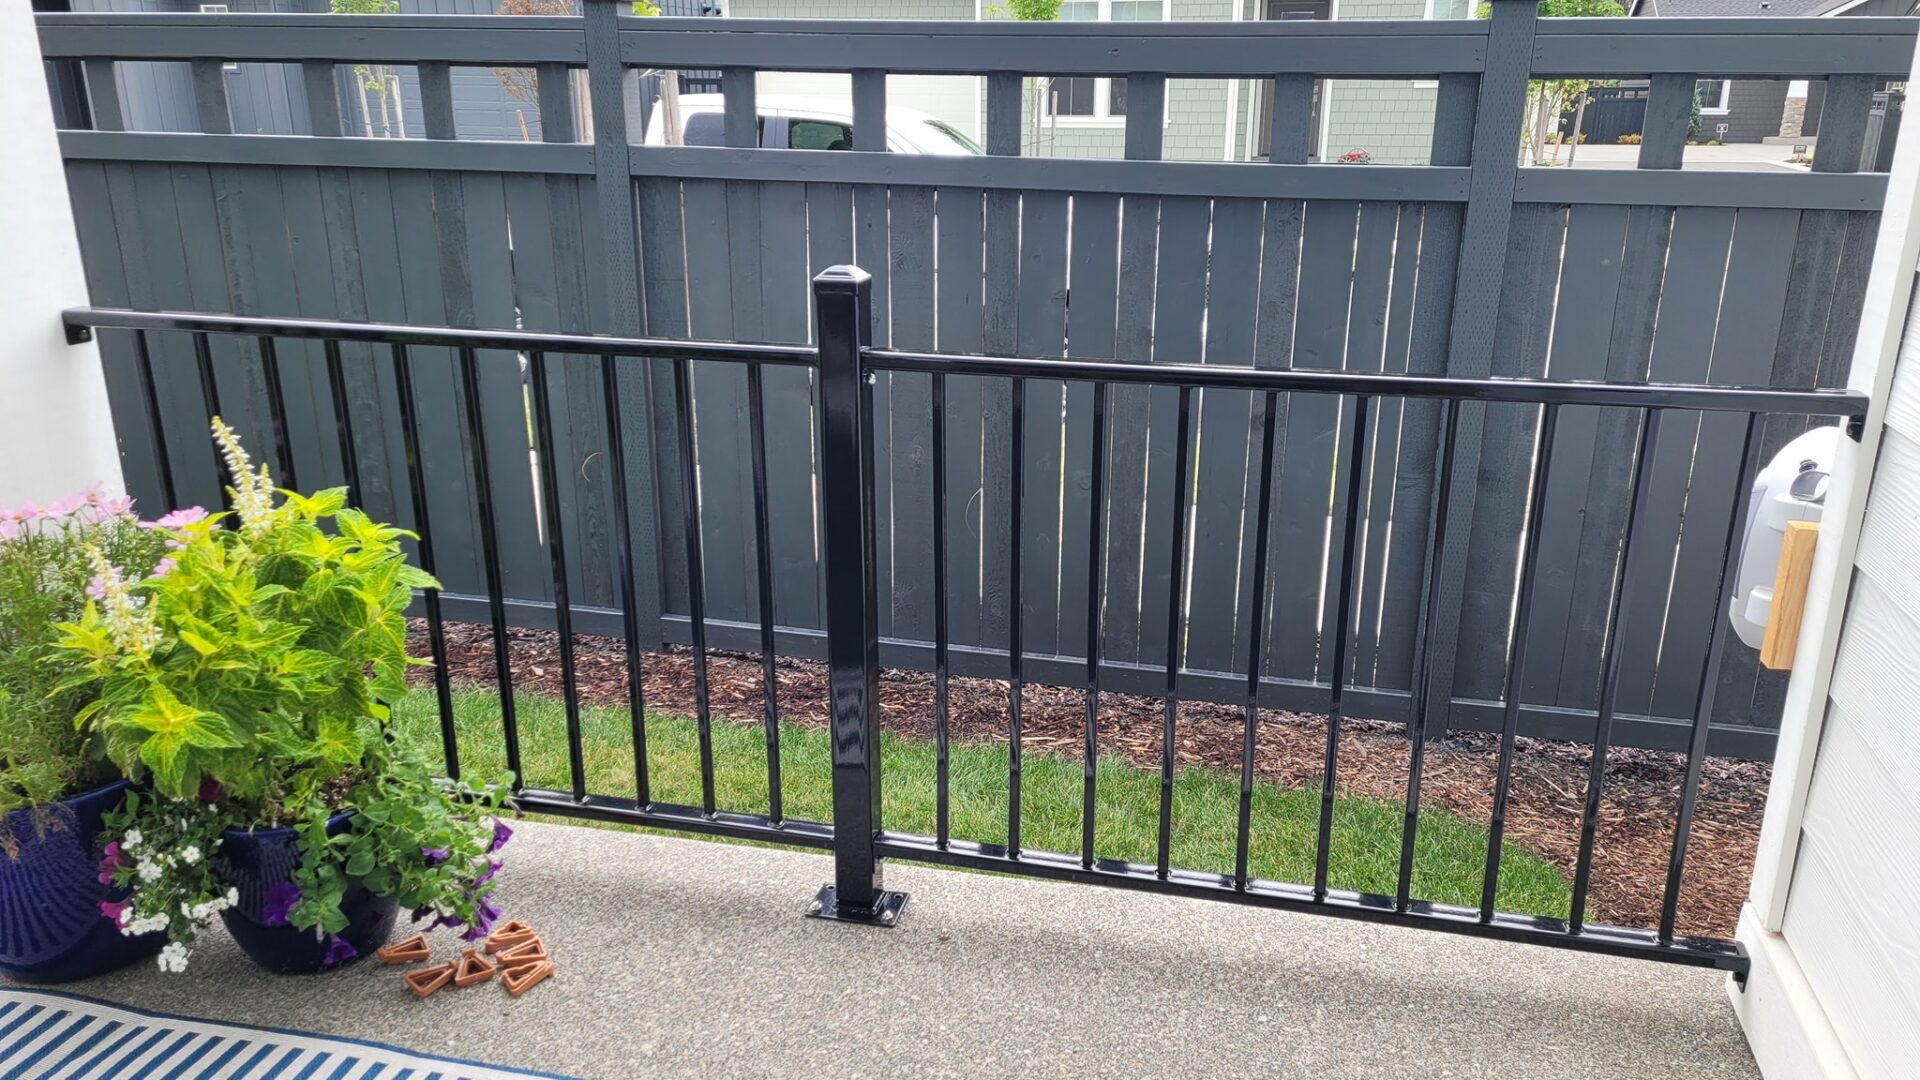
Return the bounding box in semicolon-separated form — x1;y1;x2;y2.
0;989;577;1080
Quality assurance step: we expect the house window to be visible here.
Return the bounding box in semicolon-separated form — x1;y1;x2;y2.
1696;79;1732;115
198;4;240;71
1044;0;1163;122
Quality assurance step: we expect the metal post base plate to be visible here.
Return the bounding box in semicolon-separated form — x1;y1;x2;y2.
806;884;908;927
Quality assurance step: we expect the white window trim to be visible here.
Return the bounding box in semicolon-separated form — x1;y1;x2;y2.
1699;78;1733;116
199;4;240;72
1043;0;1162;124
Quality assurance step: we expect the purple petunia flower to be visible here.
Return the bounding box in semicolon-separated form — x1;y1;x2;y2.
321;934;358;968
196;777;223;803
474;860;501;888
98;899;129;926
422;847;450;867
261;882;301;927
459;892;504;943
488;818;513;854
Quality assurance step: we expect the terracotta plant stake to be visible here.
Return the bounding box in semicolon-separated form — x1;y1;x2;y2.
453;947;499;989
377;933;432;965
404;962;455;999
495;937;548;970
501;959;554;998
484;920;536;954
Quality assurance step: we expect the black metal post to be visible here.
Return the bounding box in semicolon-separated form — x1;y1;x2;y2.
809;265;907;927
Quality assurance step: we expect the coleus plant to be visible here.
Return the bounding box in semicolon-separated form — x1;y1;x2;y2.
64;419;513;970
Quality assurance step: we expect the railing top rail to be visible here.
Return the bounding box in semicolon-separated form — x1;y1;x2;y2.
60;307;819;369
865;347;1871;418
35;10;1916;77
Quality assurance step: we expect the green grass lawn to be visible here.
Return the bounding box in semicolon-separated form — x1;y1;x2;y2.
392;688;1572;918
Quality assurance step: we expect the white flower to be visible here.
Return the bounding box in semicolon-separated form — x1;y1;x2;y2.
181;845;201;865
156;942;191;974
123;829;143;850
225;887;239;906
136;859;161;883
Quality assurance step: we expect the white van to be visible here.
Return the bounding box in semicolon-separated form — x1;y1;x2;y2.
642;94;984;155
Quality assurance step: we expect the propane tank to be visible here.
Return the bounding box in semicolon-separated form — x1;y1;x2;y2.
1728;424;1837;650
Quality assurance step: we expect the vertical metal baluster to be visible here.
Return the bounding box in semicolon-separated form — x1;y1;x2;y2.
1082;381;1109;870
192;332;223;424
933;372;951;849
746;364;783;822
1660;411;1763;943
1008;375;1026;857
1157;385;1196;880
1235;389;1281;890
1570;407;1662;931
600;353;651;808
1313;394;1372;900
321;339;361;502
1480;401;1560;921
1396;400;1460;911
131;330;179;512
391;343;458;780
192;332;230;505
256;336;298;491
672;357;717;815
457;346;521;787
528;350;585;801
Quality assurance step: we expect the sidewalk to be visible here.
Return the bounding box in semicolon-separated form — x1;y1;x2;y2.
48;821;1759;1079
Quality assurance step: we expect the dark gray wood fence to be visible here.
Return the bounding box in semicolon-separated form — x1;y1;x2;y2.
37;4;1917;758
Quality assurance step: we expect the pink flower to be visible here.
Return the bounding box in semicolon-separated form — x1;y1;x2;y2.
86;574;109;602
40;493;86;518
143;507;208;531
98;899;130;926
151;557;178;580
0;519;16;542
101;495;135;517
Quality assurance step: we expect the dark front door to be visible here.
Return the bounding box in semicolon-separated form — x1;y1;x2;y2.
1257;0;1331;161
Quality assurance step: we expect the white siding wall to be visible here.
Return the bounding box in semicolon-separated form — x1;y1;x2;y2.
1775;281;1920;1078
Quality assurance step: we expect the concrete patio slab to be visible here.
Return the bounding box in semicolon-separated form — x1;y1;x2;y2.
41;821;1757;1079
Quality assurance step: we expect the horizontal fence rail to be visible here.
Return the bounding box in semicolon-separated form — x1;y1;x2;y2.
62;275;1873;977
37;2;1917;768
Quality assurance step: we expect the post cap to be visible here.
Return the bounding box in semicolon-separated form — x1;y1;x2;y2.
813;265;873;293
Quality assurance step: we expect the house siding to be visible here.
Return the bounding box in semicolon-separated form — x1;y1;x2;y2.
1778;292;1920;1078
1705;79;1789;144
1322;0;1440;165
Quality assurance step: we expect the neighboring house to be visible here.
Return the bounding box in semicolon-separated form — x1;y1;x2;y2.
729;0;1475;165
57;0;720;140
1626;0;1917;144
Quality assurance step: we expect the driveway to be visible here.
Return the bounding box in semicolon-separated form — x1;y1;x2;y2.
1554;143;1812;171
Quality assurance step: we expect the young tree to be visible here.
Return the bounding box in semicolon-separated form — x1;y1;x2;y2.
1478;0;1625;165
330;0;402;138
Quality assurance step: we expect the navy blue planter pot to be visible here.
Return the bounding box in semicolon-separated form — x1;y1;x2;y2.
217;813;397;975
0;780;164;984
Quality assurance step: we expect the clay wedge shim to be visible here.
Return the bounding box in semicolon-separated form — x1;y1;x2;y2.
404;962;456;999
453;947;499;989
501;960;554;998
377;933;432;965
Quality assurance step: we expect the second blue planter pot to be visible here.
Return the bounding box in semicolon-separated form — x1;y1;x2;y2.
216;812;398;975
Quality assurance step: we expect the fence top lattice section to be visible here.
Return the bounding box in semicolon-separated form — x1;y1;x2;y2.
36;11;1919;78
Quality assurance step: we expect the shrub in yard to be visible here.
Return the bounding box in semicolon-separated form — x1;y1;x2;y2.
61;420;512;971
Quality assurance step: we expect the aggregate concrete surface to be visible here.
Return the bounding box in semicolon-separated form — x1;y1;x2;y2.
36;821;1758;1079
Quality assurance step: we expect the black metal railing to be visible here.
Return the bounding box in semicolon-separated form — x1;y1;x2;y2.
63;267;1872;981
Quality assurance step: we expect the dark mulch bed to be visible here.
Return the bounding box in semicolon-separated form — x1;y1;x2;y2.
409;619;1766;940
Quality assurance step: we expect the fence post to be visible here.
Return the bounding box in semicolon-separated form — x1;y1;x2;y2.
809;265;907;927
1418;0;1540;741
